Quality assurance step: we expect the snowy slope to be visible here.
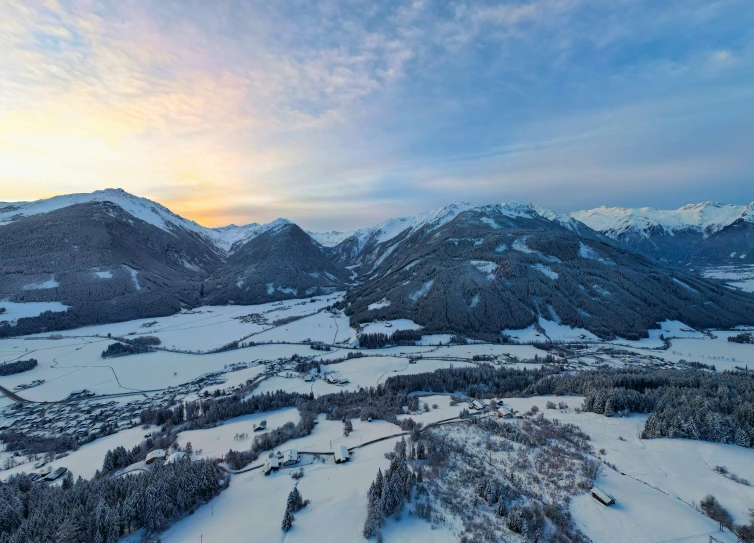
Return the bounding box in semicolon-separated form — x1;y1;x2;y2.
0;188;209;237
209;218;293;251
0;188;292;253
309;201;574;249
571;201;754;239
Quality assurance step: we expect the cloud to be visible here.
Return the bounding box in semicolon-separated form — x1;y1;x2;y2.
1;0;753;228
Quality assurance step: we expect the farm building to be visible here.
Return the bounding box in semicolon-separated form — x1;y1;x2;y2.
145;449;167;464
591;486;615;506
264;457;280;475
471;400;484;410
326;375;338;384
304;374;314;382
281;449;299;466
44;467;68;482
497;407;513;419
253;420;266;431
334;446;350;464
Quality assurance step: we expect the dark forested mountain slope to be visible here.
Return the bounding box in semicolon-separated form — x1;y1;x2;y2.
0;194;348;336
204;222;350;305
343;204;754;340
0;201;221;336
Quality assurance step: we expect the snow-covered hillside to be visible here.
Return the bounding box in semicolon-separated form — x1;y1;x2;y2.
0;188;291;253
309;201;579;249
571;201;754;239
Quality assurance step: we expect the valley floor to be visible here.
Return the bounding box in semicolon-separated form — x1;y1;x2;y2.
0;295;752;542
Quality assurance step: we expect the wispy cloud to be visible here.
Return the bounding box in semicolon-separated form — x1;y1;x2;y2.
0;0;752;228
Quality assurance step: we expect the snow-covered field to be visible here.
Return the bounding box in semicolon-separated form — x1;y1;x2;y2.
0;295;752;542
147;393;754;543
0;301;70;323
703;265;754;292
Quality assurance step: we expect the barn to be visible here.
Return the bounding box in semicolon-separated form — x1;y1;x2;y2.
591;486;615;506
145;449;167;464
264;457;280;475
334;445;350;464
44;467;68;482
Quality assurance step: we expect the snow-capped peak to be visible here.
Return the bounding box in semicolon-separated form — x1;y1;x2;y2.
0;188;208;236
570;201;754;239
307;201;575;248
0;189;294;253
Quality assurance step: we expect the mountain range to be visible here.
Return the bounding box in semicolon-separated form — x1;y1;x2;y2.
571;202;754;269
1;189;752;339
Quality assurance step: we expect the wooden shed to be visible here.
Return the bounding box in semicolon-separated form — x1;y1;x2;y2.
591;486;615;506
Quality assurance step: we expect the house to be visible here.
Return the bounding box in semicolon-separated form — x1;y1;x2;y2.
253;420;266;432
334;446;350;464
591;487;615;506
145;449;167;464
304;374;314;382
497;407;514;419
281;449;299;466
326;375;338;384
264;456;280;475
339;378;350;384
44;467;68;482
471;400;484;410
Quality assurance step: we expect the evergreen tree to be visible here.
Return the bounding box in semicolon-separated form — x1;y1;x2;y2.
281;509;294;532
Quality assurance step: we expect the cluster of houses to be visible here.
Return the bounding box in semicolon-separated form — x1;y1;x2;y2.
263;446;351;475
264;449;300;475
467;398;518;419
12;379;45;391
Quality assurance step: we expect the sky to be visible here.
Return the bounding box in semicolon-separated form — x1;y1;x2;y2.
1;0;752;231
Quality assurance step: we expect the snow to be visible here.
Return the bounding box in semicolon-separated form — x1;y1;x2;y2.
22;277;59;290
703;265;754;292
0;301;69;323
571;201;754;239
176;407;301;460
250;311;354;344
0;188;211;238
410;280;434;301
367;298;391;311
504;318;599;342
500;396;754;539
532;263;558;280
512;237;533;253
0;188;292;253
209;219;292;252
306;201;568;254
361;319;421;336
417;334;453;346
156;411;460;543
306;229;356;247
1;426;155;481
579;241;613;264
122;265;142;290
672;277;699;293
470;260;497;279
93;270;113;279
